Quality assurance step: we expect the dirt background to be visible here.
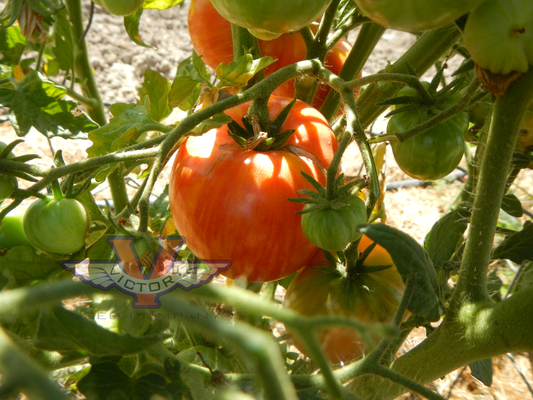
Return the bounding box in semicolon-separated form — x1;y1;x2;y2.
1;1;533;398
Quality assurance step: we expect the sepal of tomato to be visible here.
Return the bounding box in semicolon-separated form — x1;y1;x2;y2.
284;236;404;364
300;194;367;251
169;97;338;282
23;197;90;255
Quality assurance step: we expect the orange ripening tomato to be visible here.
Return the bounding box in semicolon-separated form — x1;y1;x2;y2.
284;235;404;364
169;96;338;282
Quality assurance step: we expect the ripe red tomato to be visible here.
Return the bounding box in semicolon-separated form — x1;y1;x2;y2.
169;96;338;282
188;0;358;109
284;235;404;364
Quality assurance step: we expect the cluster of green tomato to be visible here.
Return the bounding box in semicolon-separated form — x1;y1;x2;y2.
0;142;89;255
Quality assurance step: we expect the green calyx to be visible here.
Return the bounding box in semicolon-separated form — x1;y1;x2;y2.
289;171;368;214
378;66;466;119
227;98;297;151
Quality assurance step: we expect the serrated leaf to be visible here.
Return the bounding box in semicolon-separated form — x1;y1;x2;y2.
469;358;493;387
177;345;239;373
86;103;153;157
35;305;169;354
169;75;201;110
357;223;441;321
0;246;64;287
492;222;533;264
142;0;184;9
0;70;98;138
501;193;523;218
124;8;154;48
424;208;469;266
139;69;171;122
51;9;75;71
0;0;23;28
0;25;26;64
215;54;275;87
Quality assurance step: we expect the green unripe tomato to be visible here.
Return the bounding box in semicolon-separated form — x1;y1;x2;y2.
388;84;468;181
463;0;533;75
23;197;90;254
0;176;15;201
93;0;144;16
0;208;33;249
301;195;367;252
209;0;333;40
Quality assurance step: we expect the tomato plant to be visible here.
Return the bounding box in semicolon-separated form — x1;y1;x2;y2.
91;0;144;16
463;0;533;75
352;0;486;32
169;96;338;282
209;0;333;40
23;194;90;255
301;193;367;251
388;84;468;181
2;0;533;398
284;235;404;364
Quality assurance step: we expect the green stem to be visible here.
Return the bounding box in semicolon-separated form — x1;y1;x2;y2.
325;132;351;201
108;166;130;214
160;295;298;400
356;25;461;129
320;23;385;122
64;0;131;216
450;69;533;305
295;330;343;400
50;180;63;200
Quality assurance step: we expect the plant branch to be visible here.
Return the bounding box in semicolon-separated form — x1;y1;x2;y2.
450;69;533;305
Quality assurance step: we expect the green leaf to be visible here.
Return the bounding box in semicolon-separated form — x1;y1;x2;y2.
0;71;98;138
139;69;171;122
142;0;184;9
51;9;75;71
515;261;533;293
0;0;23;28
169;55;209;110
492;222;533;264
35;305;169;355
25;0;63;15
86;103;153;157
501;193;523;218
77;361;131;399
169;76;201;110
512;150;531;169
469;358;493;387
215;54;275;87
424;208;469;266
123;7;154;48
357;223;441;321
177;345;239;373
0;246;64;287
0;25;26;65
